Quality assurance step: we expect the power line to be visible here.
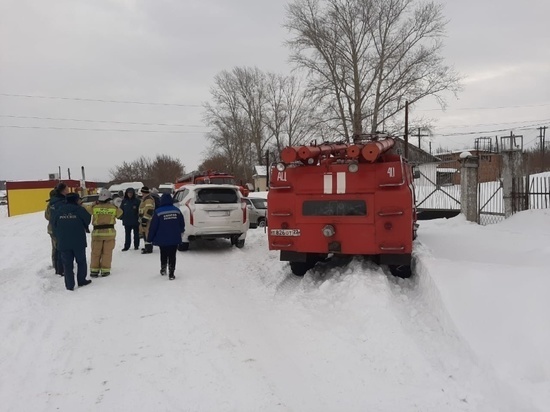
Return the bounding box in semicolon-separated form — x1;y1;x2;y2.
418;102;550;112
0;93;203;108
434;123;547;137
438;117;550;129
0;114;207;128
0;124;207;134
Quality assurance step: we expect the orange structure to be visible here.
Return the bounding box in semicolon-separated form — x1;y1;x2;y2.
268;135;417;277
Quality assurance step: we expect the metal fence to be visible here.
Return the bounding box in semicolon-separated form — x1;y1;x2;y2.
512;175;550;214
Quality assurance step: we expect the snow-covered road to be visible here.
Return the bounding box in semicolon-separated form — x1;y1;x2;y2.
1;206;548;411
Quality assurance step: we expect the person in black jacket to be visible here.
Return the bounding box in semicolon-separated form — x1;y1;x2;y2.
53;192;92;291
119;187;141;251
46;182;69;275
147;193;185;280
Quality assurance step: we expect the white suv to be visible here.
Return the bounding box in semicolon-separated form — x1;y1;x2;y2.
173;184;249;249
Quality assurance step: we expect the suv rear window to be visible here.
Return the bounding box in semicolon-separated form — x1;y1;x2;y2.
196;188;238;204
302;200;366;216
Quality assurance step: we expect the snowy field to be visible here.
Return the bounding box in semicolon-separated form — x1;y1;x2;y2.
0;204;549;411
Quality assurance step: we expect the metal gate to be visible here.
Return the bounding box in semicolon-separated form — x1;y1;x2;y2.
478;179;504;225
415;163;461;218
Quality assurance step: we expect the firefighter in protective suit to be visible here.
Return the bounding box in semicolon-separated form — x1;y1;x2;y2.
138;186;156;254
85;188;123;277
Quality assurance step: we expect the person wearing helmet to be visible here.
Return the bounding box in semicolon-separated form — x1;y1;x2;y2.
85;188;123;277
138;186;156;254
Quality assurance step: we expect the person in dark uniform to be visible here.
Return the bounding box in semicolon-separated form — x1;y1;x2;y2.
147;193;185;280
53;192;92;291
119;187;141;251
46;182;69;275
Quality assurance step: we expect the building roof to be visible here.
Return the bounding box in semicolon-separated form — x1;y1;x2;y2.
253;165;267;177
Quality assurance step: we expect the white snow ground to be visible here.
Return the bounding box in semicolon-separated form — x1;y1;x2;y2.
0;204;549;411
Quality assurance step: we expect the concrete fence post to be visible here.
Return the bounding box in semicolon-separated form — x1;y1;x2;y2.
459;155;479;223
502;150;524;218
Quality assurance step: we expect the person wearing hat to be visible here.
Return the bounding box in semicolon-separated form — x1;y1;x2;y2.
44;189;58;269
138;186;156;254
119;187;141;251
85;188;123;277
53;192;92;291
45;182;69;275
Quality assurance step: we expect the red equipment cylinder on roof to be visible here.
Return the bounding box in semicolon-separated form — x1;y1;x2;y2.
361;138;395;162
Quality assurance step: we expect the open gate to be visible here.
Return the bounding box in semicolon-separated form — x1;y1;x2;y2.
415;163;461;219
478;179;504;225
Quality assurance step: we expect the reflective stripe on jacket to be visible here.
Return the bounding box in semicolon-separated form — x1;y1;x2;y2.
138;195;156;224
86;202;123;239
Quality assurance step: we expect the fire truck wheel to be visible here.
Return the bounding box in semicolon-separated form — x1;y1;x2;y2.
389;265;412;279
236;239;245;248
289;262;311;277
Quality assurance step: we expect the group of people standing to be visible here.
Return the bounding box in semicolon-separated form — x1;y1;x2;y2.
45;183;185;291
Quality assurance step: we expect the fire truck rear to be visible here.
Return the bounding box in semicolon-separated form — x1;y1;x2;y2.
267;134;417;277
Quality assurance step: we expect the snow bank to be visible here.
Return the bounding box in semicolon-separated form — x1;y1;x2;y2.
0;209;548;411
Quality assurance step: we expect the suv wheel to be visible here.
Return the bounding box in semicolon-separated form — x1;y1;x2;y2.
258;218;266;228
236;239;245;248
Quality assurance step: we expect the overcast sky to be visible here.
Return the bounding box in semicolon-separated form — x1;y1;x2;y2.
1;0;549;182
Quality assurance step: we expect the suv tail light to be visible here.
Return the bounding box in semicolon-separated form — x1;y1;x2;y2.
241;199;247;224
185;199;194;225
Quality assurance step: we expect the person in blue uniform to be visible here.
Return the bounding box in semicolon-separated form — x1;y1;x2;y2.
147;193;185;280
53;192;92;291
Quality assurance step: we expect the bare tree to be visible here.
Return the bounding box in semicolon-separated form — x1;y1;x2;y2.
285;0;461;140
264;74;317;154
204;67;272;180
109;155;185;188
149;154;185;186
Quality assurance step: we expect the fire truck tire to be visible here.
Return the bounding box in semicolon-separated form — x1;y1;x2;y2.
389;265;412;279
290;261;317;277
236;239;245;248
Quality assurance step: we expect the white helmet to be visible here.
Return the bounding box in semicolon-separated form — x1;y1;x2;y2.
98;188;112;202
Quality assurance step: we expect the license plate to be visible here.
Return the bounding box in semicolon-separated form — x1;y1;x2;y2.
270;229;301;237
208;211;230;217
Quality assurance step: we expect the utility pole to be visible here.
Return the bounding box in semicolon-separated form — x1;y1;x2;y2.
538;126;547;171
265;150;270;190
416;128;429;151
404;101;409;159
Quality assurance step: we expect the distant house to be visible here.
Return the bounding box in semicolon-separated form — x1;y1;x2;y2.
437;149;502;183
252;165;268;192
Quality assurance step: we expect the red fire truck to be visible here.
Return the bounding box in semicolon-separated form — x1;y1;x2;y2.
267;134;417;277
175;170;250;197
